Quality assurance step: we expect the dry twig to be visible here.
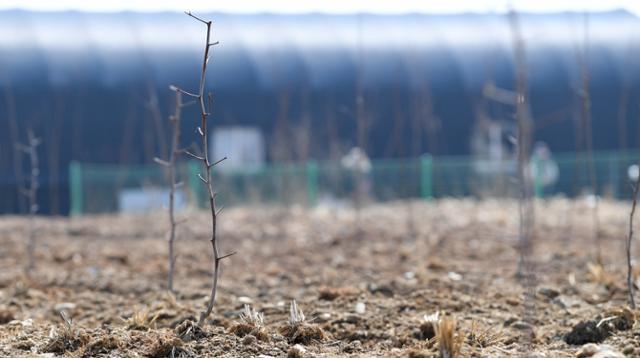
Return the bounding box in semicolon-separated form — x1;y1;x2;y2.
16;129;41;275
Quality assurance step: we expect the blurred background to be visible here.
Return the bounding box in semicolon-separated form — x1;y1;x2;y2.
1;1;640;215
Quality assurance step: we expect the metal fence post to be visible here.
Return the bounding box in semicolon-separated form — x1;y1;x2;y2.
306;160;318;206
69;161;83;216
420;154;433;199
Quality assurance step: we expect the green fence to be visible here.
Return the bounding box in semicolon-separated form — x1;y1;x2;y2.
69;150;640;215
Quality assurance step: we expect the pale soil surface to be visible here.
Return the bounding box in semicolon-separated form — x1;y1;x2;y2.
1;198;640;357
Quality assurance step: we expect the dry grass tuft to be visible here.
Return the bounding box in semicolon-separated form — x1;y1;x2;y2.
435;314;462;358
161;291;180;310
467;321;504;348
127;309;158;331
600;307;635;331
586;262;616;288
229;305;269;341
289;300;305;326
42;314;89;354
279;300;325;345
280;324;325;345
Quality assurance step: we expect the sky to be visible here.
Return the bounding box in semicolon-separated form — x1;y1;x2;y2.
1;0;639;16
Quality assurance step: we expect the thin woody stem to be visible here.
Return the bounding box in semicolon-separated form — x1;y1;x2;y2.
177;13;230;327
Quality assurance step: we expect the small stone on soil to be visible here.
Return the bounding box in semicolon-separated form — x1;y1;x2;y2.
242;334;257;345
574;344;624;358
538;287;560;299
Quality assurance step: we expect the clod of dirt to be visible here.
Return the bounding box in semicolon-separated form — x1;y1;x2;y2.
174;320;207;342
318;287;340;300
11;339;35;351
242;334;257;345
287;344;307;357
553;295;582;309
229;322;269;341
80;334;124;357
537;287;560;299
229;322;254;337
417;321;436;340
564;321;610;345
510;321;534;331
427;258;446;270
407;351;430;358
622;345;635;355
147;334;186;358
343;340;363;353
279;323;325;345
576;344;600;358
318;286;359;301
367;283;394;297
566;307;636;345
0;307;15;324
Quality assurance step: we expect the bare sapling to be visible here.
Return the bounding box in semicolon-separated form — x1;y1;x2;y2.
507;9;537;352
16;129;41;275
174;11;234;326
154;89;187;292
483;11;535;281
626;168;640;308
578;14;602;264
510;12;535;277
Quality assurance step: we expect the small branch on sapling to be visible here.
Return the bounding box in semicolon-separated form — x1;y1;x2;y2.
175;11;235;326
16;129;41;276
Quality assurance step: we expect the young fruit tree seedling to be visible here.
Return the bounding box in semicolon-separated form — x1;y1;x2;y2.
154;89;188;292
16;129;41;276
510;9;537;352
173;11;235;326
577;15;601;265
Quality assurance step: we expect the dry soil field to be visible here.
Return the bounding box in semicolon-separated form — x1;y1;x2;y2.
1;198;640;357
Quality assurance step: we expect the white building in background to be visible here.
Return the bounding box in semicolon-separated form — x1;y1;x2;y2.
118;188;186;213
211;126;265;173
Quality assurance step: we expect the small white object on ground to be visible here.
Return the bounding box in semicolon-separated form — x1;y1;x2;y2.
448;272;463;281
